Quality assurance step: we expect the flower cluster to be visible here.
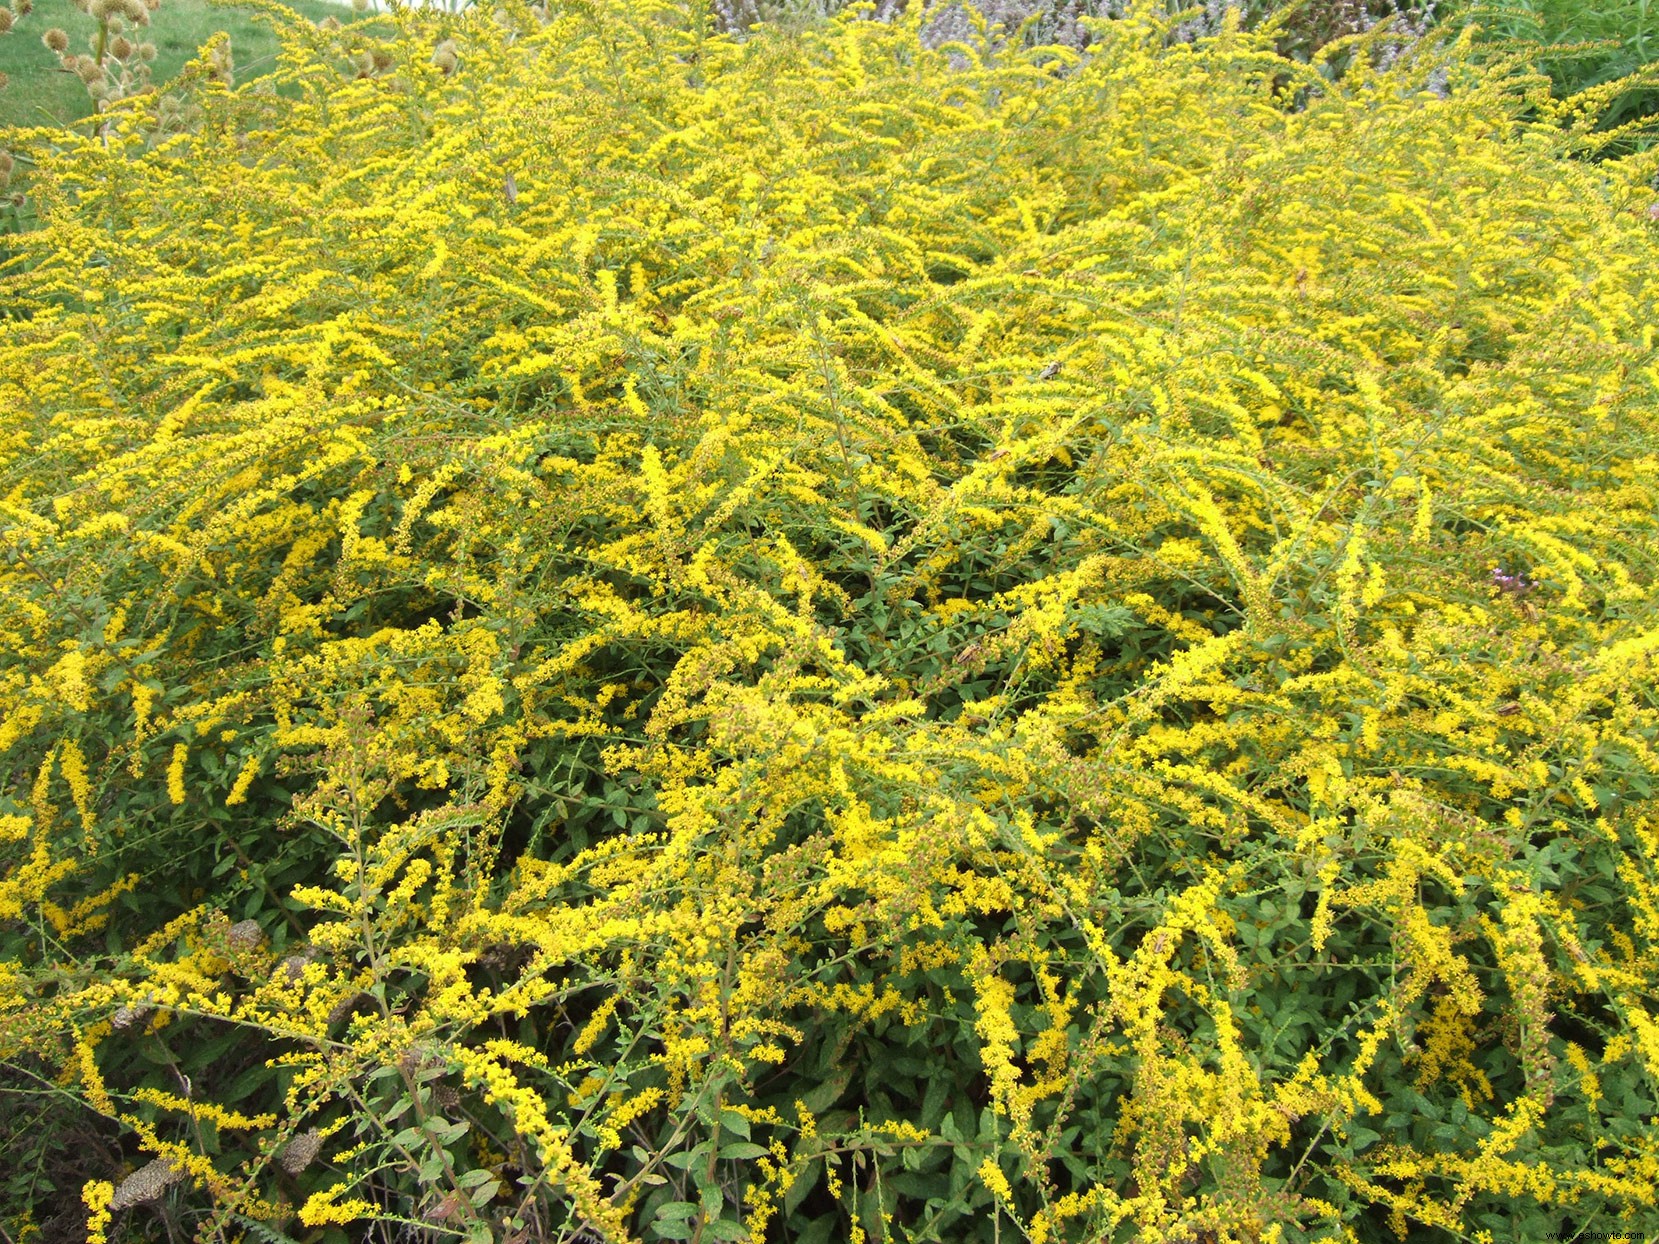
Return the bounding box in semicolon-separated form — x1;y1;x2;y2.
2;1;1658;1241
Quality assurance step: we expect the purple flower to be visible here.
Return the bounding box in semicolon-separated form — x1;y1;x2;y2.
1489;566;1537;596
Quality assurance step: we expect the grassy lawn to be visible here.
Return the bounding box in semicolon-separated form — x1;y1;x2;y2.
0;0;346;130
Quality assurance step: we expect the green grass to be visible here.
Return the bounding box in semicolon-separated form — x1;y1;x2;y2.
0;0;345;130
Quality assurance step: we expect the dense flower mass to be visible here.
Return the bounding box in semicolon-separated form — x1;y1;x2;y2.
2;2;1659;1241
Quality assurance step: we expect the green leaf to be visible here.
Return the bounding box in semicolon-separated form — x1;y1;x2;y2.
800;1068;851;1115
664;1144;709;1170
783;1158;821;1217
703;1219;750;1242
654;1202;700;1223
720;1109;751;1140
719;1142;768;1161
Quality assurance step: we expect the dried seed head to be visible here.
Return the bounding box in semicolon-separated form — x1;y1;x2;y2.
370;48;393;72
225;918;266;952
110;1158;185;1210
0;10;13;32
110;1002;153;1031
317;14;340;30
278;1129;323;1175
433;1084;461;1111
71;0;90;11
43;27;69;51
14;0;32;14
431;39;458;74
350;0;368;11
0;152;12;181
76;56;104;84
89;0;113;20
110;35;134;59
138;40;155;59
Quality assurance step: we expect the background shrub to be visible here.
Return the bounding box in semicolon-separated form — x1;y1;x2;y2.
3;2;1659;1242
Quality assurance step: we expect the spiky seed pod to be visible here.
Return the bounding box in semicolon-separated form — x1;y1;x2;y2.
76;56;104;84
352;50;373;74
88;0;113;21
431;39;458;75
370;47;393;72
109;1159;184;1210
278;1130;323;1175
138;40;154;60
42;27;68;51
123;0;148;23
0;10;13;32
110;35;133;60
350;0;367;12
317;15;339;31
14;0;31;15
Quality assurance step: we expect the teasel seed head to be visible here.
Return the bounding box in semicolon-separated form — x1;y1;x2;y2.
0;9;13;32
138;40;155;59
110;35;133;59
89;0;113;21
43;26;68;51
14;0;31;15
